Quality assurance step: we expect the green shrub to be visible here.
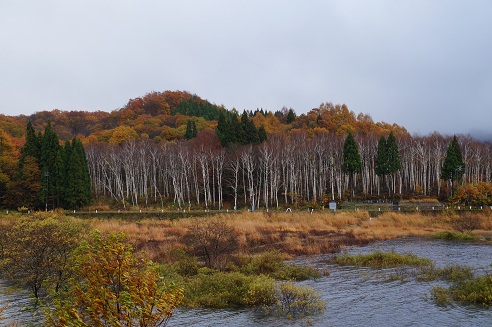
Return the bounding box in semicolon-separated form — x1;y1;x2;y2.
429;269;492;307
450;275;492;307
244;276;277;307
182;271;276;308
266;281;326;318
170;248;200;276
334;251;431;268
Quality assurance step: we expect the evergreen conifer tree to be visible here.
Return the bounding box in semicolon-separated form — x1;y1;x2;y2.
191;121;197;138
386;132;401;174
40;122;62;210
19;121;41;166
241;110;259;144
286;109;295;124
441;135;465;196
375;132;401;197
342;132;362;201
375;135;388;176
258;125;267;143
184;120;194;140
216;111;231;146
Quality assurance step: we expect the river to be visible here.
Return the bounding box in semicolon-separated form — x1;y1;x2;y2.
1;238;491;326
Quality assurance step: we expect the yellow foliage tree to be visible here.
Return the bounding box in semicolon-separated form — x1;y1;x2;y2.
109;126;138;145
45;232;183;327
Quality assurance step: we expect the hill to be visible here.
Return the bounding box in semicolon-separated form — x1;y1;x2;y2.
0;90;408;146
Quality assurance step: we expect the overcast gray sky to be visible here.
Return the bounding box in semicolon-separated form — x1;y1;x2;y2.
1;0;491;137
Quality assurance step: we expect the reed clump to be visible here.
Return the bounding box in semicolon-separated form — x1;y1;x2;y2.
431;274;492;307
333;251;432;268
431;231;479;242
418;264;474;282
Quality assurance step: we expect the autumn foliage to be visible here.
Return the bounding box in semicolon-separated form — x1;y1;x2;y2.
1;90;492;209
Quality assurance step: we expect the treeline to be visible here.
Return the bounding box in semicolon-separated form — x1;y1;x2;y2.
86;130;492;210
0;122;91;210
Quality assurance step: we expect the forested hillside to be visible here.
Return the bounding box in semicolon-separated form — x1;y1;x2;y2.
0;90;491;210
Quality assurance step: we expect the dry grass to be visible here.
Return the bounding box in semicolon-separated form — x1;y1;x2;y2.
88;209;492;261
3;209;488;262
351;212;449;241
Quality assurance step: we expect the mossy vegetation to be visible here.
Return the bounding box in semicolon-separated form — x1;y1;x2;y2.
431;231;479;242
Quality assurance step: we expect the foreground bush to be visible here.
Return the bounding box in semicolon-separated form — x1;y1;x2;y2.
182;269;275;308
0;212;86;298
45;232;183;327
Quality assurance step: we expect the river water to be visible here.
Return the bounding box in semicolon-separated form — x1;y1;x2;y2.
1;238;491;326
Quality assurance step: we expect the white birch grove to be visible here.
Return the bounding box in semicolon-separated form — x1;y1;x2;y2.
85;132;492;209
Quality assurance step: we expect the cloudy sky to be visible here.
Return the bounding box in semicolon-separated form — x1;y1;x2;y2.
1;1;491;137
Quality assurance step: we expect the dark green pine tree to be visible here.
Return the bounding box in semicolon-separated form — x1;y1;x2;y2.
258;125;267;143
40;122;62;210
60;139;73;207
286;109;296;124
375;132;401;197
441;135;465;196
64;138;91;209
241;110;259;144
342;132;362;201
386;132;401;174
191;121;197;138
10;122;43;209
229;113;244;144
19;121;41;166
216;111;231;146
375;135;388;177
184;120;194;140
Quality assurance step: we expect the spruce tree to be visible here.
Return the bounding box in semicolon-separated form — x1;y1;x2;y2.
286;109;295;124
375;135;388;176
441;135;465;196
342;132;362;201
230;113;244;144
19;121;41;167
386;132;401;174
40;122;62;210
375;132;401;198
241;110;259;144
258;125;267;143
184;120;194;140
191;121;197;138
63;138;91;209
216;111;231;146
